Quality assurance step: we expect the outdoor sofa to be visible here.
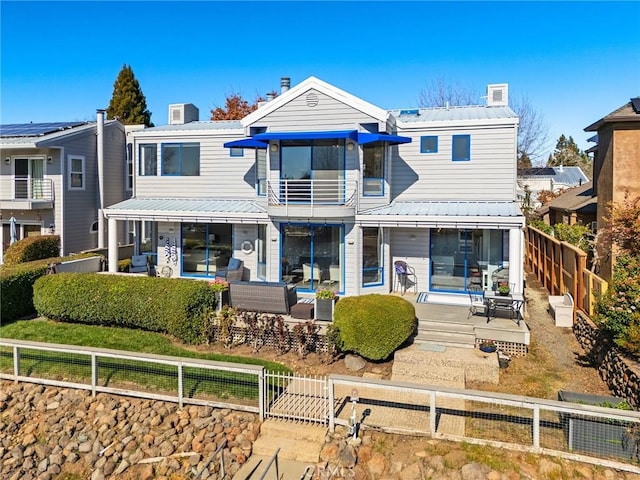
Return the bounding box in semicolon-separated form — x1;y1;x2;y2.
229;281;298;315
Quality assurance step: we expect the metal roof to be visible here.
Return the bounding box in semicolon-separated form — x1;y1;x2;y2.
104;198;268;222
389;105;517;123
518;166;589;186
140;121;242;133
357;201;525;229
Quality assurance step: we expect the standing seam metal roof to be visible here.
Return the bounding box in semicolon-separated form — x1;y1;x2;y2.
359;201;523;217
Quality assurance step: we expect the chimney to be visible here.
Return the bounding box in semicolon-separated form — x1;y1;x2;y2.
281;77;290;94
96;109;106;249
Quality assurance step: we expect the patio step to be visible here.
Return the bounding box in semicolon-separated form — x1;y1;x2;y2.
251;420;326;463
232;455;314;480
415;320;476;348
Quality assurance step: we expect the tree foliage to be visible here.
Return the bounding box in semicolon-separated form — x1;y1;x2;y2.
596;192;640;258
107;64;153;127
418;76;548;168
210;91;277;120
546;134;591;178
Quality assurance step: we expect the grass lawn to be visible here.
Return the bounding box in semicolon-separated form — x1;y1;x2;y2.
0;318;291;404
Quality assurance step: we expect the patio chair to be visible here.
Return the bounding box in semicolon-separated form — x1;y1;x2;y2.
216;258;244;282
394;260;417;295
302;263;321;285
130;255;149;274
467;284;485;318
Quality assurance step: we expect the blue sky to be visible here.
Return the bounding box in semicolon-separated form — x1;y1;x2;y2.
1;1;639;163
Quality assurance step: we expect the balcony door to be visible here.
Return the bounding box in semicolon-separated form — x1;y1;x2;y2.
14;157;44;200
280;140;344;203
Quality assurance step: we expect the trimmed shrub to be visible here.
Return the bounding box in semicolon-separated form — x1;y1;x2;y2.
33;273;215;344
3;235;60;266
0;253;102;323
333;294;416;361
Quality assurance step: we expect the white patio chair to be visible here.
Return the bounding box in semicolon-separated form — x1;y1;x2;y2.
302;263;321;285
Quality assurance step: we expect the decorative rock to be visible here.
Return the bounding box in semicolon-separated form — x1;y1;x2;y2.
399;462;422;480
344;354;366;372
366;452;386;478
461;462;488;480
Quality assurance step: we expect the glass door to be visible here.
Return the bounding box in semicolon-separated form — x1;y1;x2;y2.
13;157;44;199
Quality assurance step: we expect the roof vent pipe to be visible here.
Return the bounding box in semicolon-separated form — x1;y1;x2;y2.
266;92;275;101
281;77;290;94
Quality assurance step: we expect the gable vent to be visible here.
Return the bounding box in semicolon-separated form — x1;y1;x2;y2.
306;93;319;108
486;84;508;107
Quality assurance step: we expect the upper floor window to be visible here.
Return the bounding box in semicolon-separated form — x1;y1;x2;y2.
256;149;266;196
363;143;384;196
420;136;438;153
139;144;157;176
230;147;244;157
68;155;85;190
162;143;200;176
452;135;471;161
126;143;133;190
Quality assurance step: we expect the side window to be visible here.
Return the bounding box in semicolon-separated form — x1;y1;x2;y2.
362;143;384;196
420;136;438;153
68;155;85;190
161;143;200;176
452;135;471;161
140;144;157;176
230;147;244;157
256;149;266;196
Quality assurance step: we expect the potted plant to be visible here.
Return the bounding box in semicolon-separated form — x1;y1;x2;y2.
479;339;497;353
315;288;338;321
209;278;229;312
497;284;511;296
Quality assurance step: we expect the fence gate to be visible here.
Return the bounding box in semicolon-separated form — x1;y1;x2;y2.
265;372;329;424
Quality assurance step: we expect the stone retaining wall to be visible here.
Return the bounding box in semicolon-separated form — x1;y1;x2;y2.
574;313;640;410
0;381;259;480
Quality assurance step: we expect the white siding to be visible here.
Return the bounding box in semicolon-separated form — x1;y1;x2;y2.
392;125;517;201
250;89;379;132
389;228;429;293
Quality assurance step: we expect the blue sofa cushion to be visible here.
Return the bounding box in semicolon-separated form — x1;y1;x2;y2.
228;258;241;270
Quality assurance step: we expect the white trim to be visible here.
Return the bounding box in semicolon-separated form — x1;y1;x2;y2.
241;76;390;127
67;154;86;190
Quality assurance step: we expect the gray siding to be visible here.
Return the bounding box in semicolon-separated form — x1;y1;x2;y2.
392;125;517;201
134;133;257;199
250;89;379;132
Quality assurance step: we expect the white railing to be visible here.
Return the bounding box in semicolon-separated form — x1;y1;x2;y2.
267;179;357;207
2;178;55;202
2;339;639;473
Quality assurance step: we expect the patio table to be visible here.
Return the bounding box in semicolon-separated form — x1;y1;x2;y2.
484;291;524;325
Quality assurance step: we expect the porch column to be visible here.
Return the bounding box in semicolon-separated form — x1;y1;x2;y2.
108;217;118;273
509;227;524;294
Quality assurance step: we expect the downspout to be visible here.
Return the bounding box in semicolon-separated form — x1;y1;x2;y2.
97;109;106;248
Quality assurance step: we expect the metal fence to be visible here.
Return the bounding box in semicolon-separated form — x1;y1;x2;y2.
0;339;264;415
1;339;639;474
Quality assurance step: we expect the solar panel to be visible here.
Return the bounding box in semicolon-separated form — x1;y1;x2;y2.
631;97;640;114
0;122;88;138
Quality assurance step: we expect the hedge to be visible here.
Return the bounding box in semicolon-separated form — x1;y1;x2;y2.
3;235;60;266
33;273;215;344
333;294;416;361
0;253;102;323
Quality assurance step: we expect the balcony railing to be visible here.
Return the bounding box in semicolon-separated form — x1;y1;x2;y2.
0;178;55;207
266;179;358;218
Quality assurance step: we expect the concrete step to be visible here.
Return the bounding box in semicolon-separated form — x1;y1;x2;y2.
392;364;466;387
252;436;322;463
232;454;315;480
414;331;476;348
418;320;475;334
259;419;327;443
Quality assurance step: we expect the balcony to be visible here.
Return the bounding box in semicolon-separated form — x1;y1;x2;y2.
0;178;55;210
266;179;358;219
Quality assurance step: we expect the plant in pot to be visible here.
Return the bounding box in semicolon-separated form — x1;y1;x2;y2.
479;339;497;353
209;278;229;312
315;288;338;321
497;284;511;296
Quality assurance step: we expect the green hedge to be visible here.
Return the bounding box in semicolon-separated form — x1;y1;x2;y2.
33;273;215;344
3;235;60;266
333;294;416;361
0;253;102;323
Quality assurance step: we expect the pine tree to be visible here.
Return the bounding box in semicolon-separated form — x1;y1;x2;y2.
107;64;153;127
546;134;589;168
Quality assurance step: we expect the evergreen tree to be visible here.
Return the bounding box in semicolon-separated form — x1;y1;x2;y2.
546;134;590;170
107;64;153;127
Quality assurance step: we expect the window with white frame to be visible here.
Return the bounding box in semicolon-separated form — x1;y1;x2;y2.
68;155;85;189
126;143;133;190
139;144;157;176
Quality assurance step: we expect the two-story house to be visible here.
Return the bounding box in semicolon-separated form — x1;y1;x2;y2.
0;112;129;260
104;77;525;305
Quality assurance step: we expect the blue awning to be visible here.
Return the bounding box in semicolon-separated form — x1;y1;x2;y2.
357;133;412;145
223;139;268;148
253;130;359;142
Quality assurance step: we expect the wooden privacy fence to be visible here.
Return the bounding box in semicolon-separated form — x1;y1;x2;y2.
524;226;608;318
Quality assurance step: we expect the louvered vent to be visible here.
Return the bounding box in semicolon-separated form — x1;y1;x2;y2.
306;93;319;107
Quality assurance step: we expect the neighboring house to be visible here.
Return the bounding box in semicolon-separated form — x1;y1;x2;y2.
583;97;640;280
537;181;597;229
104;77;525;305
517;166;589;208
0;113;129;260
